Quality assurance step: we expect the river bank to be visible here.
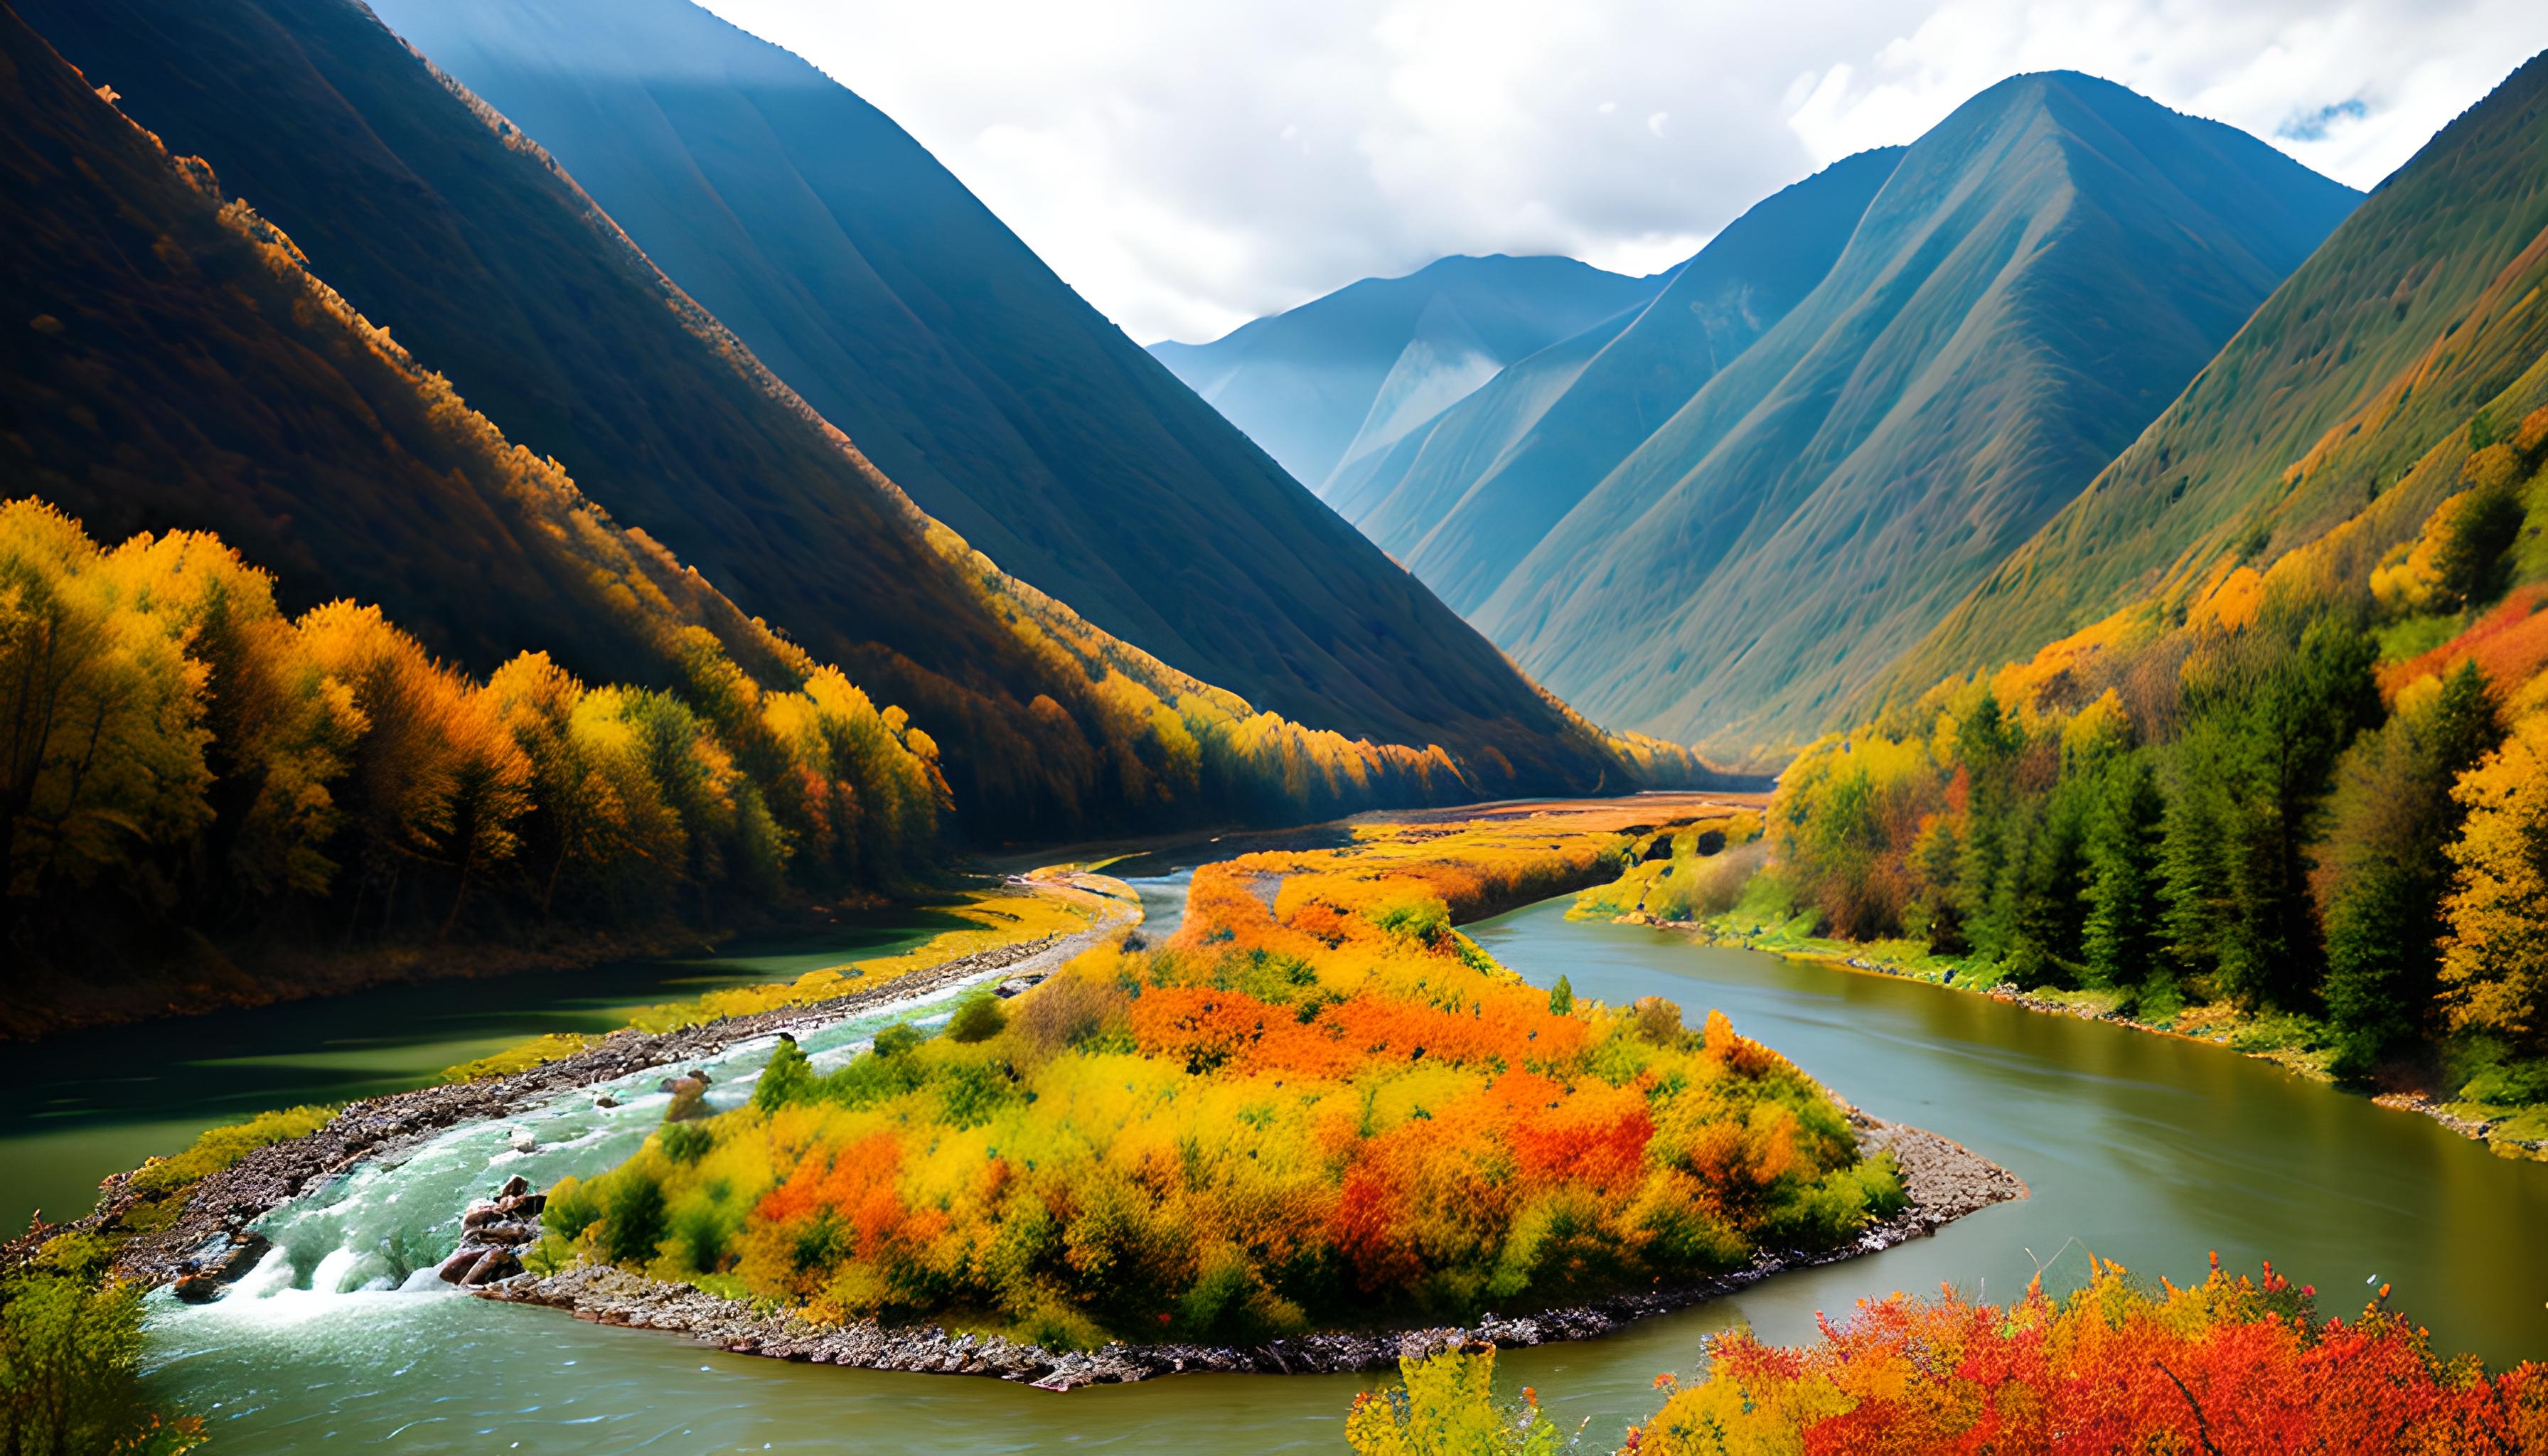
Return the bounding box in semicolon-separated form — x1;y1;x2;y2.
469;1115;2020;1391
1626;911;2548;1162
6;871;1138;1285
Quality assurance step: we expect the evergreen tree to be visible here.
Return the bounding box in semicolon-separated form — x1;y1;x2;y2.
2322;663;2501;1077
2081;750;2166;992
2173;619;2380;1007
1953;691;2025;963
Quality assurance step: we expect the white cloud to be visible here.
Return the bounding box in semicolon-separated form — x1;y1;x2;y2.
695;0;2548;344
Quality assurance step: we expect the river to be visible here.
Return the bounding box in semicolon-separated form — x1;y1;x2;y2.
11;844;2546;1451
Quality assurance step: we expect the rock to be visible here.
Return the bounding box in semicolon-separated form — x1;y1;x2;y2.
498;1192;547;1219
593;1093;619;1110
471;1221;540;1247
507;1128;537;1154
461;1248;521;1285
500;1174;531;1199
437;1246;489;1283
665;1077;711;1122
685;1068;712;1086
462;1201;500;1229
170;1230;270;1304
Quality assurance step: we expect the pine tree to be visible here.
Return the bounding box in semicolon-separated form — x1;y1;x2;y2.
2081;751;2165;992
2323;663;2502;1076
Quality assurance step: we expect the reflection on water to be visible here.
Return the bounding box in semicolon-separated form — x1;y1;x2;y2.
0;908;962;1233
117;890;2548;1450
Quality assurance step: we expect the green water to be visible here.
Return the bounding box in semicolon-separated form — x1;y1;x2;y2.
16;874;2548;1451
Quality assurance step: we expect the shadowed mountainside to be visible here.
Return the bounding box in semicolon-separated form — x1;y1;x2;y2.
17;0;1663;833
361;0;1600;771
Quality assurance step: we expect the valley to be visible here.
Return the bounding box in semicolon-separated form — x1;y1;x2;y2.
6;0;2548;1449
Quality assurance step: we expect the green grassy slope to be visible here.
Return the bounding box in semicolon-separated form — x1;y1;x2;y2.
1150;253;1664;493
18;0;1639;830
1887;50;2548;704
1472;73;2358;761
1338;148;1906;615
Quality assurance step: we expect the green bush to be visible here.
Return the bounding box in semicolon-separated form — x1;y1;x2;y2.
943;989;1008;1044
1;1267;203;1454
602;1174;668;1266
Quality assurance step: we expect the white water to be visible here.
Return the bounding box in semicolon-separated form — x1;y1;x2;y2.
198;974;991;1312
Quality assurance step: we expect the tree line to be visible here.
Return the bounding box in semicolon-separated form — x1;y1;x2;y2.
1;499;944;983
1767;405;2548;1091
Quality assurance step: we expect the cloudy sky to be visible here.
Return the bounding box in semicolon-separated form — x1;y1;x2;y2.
699;0;2548;346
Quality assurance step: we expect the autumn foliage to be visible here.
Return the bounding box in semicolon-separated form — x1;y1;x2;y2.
1743;400;2548;1101
551;811;1900;1347
1624;1256;2548;1455
0;498;944;1003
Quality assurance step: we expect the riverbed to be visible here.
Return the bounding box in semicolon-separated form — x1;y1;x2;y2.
18;834;2548;1451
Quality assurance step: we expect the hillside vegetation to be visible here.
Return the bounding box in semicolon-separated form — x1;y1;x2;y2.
1457;73;2357;759
17;0;1660;836
1894;50;2548;700
542;807;1901;1347
1674;53;2548;1153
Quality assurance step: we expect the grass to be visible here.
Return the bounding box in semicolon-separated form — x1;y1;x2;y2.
441;879;1123;1082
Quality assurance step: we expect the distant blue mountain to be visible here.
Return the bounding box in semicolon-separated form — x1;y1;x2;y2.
1149;255;1667;494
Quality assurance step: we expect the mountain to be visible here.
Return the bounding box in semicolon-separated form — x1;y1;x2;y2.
1455;73;2359;759
1149;255;1666;494
357;0;1597;768
0;1;791;702
1336;148;1907;614
18;0;1649;832
1887;50;2548;702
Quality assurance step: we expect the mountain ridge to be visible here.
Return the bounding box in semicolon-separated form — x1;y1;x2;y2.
1883;49;2548;704
1461;70;2359;757
1149;252;1666;493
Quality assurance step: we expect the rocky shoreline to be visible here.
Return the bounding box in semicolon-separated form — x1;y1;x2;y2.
15;875;1136;1288
470;1116;2025;1391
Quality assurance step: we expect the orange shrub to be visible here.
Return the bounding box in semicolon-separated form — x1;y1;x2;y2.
1628;1256;2548;1455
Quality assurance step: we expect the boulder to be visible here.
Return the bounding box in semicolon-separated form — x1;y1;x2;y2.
461;1248;521;1285
506;1128;537;1154
437;1246;489;1283
461;1201;500;1229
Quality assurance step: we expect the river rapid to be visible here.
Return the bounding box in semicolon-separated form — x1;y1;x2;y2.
11;826;2547;1452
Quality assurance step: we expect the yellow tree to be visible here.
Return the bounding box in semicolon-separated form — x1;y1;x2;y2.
0;501;212;899
2438;712;2548;1053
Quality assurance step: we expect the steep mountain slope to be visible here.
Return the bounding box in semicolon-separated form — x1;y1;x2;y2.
358;0;1583;759
1890;49;2548;702
21;0;1640;830
0;1;793;703
1470;73;2359;759
1150;255;1665;493
1338;149;1906;614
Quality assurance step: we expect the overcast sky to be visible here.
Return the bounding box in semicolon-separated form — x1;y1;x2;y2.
698;0;2548;346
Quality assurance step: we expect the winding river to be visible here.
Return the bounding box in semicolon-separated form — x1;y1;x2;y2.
8;828;2547;1452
